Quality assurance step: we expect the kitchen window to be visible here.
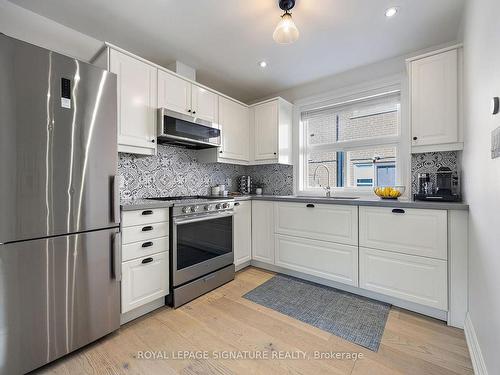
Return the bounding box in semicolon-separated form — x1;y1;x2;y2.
299;90;403;195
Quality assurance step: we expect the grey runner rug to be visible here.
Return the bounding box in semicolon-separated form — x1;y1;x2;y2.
243;274;391;351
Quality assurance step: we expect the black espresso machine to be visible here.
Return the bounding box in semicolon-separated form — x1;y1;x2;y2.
414;167;461;202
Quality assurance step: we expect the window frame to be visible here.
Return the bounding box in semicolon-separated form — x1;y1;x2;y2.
295;80;409;197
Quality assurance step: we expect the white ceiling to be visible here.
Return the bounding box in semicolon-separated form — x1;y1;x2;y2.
10;0;465;102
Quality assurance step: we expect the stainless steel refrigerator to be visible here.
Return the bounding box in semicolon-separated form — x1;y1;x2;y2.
0;34;120;375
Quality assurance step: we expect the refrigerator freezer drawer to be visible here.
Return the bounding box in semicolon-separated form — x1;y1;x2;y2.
0;228;120;375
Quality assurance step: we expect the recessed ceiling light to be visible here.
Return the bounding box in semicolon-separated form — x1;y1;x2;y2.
259;61;267;68
385;7;399;18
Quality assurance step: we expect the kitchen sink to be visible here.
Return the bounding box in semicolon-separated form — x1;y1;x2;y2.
329;196;359;200
297;196;359;200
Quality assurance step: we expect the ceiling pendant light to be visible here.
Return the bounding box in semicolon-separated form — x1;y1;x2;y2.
273;0;299;44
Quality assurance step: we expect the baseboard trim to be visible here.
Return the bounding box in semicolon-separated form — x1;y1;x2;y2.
235;260;251;272
464;313;488;375
120;297;166;325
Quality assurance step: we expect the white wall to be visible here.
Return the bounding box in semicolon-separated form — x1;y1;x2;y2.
263;55;406;104
0;0;102;61
462;0;500;373
258;42;461;105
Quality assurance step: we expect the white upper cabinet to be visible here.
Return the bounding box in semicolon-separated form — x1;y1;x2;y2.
253;100;278;160
191;84;219;124
157;69;191;115
409;47;462;152
199;96;249;164
108;48;157;155
158;69;219;124
96;43;287;161
220;97;249;161
251;98;292;164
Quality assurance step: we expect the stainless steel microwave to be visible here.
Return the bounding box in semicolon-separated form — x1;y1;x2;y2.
157;108;221;149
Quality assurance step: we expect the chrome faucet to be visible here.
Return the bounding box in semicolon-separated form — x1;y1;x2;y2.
313;164;331;197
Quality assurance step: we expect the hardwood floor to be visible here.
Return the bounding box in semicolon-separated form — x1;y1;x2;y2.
34;267;473;375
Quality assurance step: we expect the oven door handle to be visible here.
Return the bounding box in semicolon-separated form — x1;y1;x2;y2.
173;211;234;225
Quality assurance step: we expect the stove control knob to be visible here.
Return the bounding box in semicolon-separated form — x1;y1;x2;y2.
182;206;190;213
215;203;222;210
222;203;230;209
190;206;197;213
204;204;211;211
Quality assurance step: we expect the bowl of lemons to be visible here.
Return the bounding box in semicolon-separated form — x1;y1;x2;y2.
373;185;405;200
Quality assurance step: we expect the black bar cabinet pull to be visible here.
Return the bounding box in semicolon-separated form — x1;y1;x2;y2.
392;208;405;214
142;226;153;232
234;202;240;206
142;210;153;215
141;257;154;264
142;241;153;248
306;204;315;208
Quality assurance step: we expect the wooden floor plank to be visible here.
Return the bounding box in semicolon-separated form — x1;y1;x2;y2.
33;267;472;375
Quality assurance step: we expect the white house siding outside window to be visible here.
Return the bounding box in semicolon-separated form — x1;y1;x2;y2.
299;91;402;194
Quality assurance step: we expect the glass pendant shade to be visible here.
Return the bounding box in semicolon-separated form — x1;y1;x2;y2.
273;12;299;44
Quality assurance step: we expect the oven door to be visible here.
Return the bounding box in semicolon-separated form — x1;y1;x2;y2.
172;211;234;287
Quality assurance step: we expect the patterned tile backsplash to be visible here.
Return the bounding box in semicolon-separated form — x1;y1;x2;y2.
411;151;460;194
118;144;294;199
119;145;456;200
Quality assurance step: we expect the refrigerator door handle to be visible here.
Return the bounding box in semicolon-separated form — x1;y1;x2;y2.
112;232;122;281
112;175;120;224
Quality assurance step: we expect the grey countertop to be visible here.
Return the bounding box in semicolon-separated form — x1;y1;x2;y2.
120;199;173;211
121;195;468;211
247;195;469;210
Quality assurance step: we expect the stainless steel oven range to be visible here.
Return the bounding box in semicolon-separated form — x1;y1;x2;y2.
147;196;235;307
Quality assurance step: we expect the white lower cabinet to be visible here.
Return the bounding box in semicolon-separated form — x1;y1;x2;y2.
275;235;358;286
359;247;448;310
249;200;457;320
121;252;169;313
122;236;169;262
251;201;274;264
234;201;252;267
121;222;169;244
359;206;447;260
120;208;170;320
275;202;358;245
121;208;169;227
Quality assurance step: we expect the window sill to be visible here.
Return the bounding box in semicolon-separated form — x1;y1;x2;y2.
298;188;375;198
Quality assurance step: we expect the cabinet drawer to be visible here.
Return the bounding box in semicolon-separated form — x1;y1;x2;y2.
121;208;169;228
275;202;358;245
359;207;447;260
121;251;169;313
122;222;169;244
359;247;447;310
122;236;169;262
275;234;358;286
